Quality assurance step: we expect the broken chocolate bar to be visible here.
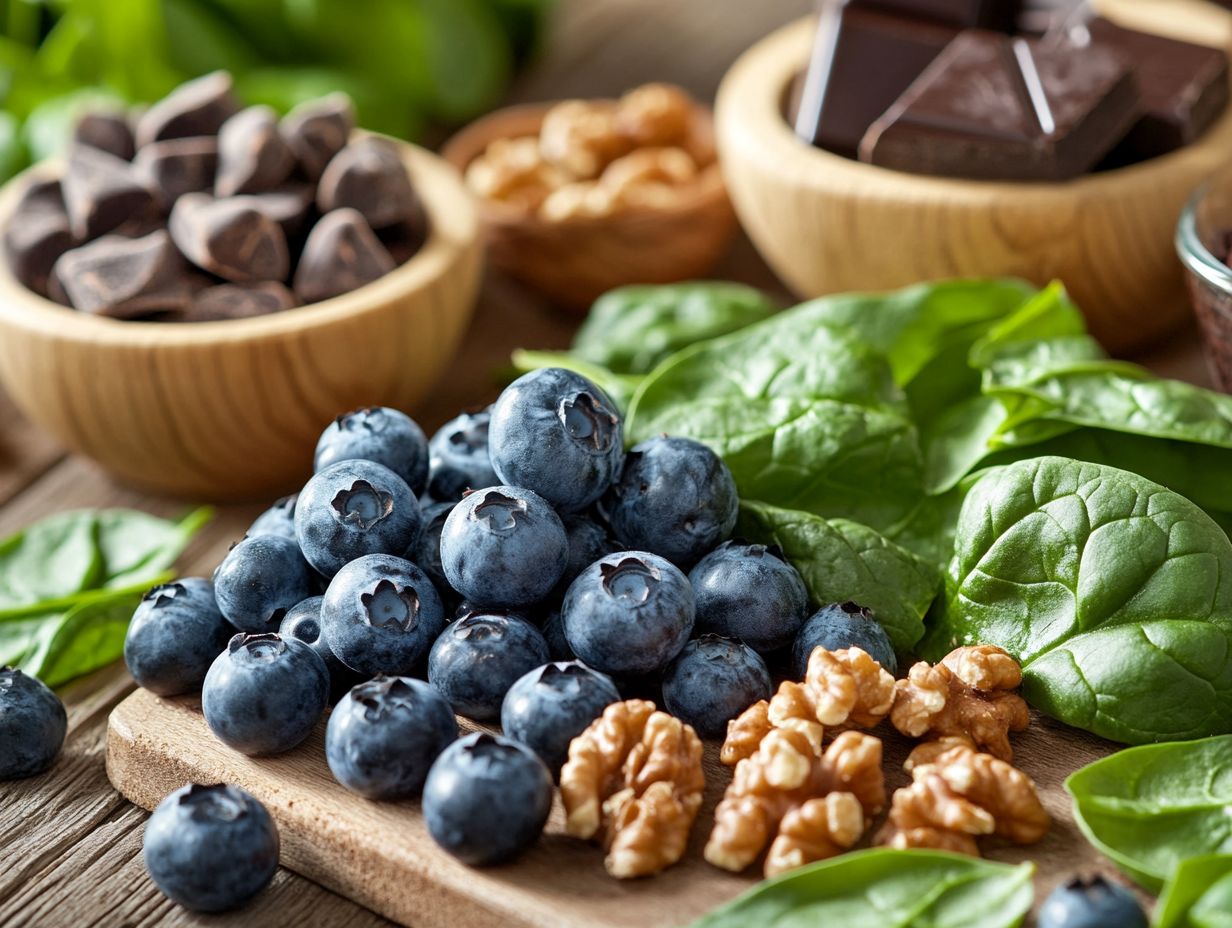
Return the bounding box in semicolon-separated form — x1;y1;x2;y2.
215;106;296;198
859;30;1140;180
169;193;290;283
53;230;196;318
133;137;219;208
230;185;315;240
850;0;1018;29
72;111;135;161
792;4;957;158
61;145;157;241
3;179;74;297
281;94;355;182
316;136;419;229
293;208;395;304
136;71;239;148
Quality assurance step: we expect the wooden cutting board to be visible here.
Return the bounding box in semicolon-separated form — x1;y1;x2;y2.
105;689;1136;927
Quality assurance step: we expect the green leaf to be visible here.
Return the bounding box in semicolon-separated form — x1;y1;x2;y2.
1156;855;1232;928
510;350;642;415
927;457;1232;744
738;501;939;652
160;0;260;76
1066;737;1232;892
234;67;421;138
19;589;147;687
690;849;1034;928
572;282;777;376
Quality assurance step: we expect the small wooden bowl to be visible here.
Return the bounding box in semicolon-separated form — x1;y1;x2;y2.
715;0;1232;353
441;102;737;311
0;140;483;501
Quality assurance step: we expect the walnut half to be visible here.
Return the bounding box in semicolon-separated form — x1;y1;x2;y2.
560;699;704;879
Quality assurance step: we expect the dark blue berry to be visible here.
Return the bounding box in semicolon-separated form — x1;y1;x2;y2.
501;661;619;776
662;635;772;739
1038;876;1147;928
325;676;457;799
793;602;897;676
407;501;453;594
213;534;317;633
279;595;365;702
488;368;623;512
541;609;575;661
428;612;549;721
427;410;498;502
423;733;552;866
314;406;429;496
247;494;297;540
125;578;233;696
202;633;329;756
0;668;66;779
690;541;809;653
555;513;616;596
143;783;279;912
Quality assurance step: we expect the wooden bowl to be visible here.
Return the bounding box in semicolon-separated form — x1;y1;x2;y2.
441;102;737;311
0;140;483;501
715;0;1232;353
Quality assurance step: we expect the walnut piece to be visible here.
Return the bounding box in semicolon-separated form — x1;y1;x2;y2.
464;136;567;211
722;647;895;764
705;729;883;877
560;699;704;879
875;739;1049;856
539;100;632;179
538;181;617;222
599;147;697;209
614;83;694;149
890;645;1029;761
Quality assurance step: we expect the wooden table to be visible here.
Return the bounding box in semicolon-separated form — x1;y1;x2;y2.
0;1;1217;925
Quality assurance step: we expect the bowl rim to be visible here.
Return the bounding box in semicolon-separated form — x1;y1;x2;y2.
439;99;729;227
0;134;480;345
1177;177;1232;292
716;13;1232;203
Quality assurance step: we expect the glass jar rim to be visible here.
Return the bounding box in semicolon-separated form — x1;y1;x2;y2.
1177;178;1232;292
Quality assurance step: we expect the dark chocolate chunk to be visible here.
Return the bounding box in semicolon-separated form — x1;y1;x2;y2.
182;281;299;321
61;144;158;241
135;71;240;148
293;208;395;304
859;31;1140;180
230;185;315;240
281;93;355;181
72;111;136;161
169;192;290;283
850;0;1018;29
215;106;296;197
316;136;417;229
792;5;957;158
1086;18;1229;159
3;178;74;297
133;137;219;208
53;230;196;318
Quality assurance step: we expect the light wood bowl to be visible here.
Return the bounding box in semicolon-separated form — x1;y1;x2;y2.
715;0;1232;353
0;140;483;501
441;102;737;311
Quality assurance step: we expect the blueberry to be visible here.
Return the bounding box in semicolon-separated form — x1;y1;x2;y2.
279;596;365;702
326;675;458;799
212;534;317;633
124;578;233;696
562;551;694;676
314;406;429;496
0;668;66;779
662;635;772;739
428;613;549;721
423;732;552;866
793;602;897;677
295;459;423;578
202;633;329;755
488;368;623;512
541;609;575;661
606;436;738;569
247;494;297;540
143;783;279;912
501;661;619;776
690;541;809;653
556;513;616;596
320;554;445;675
439;486;567;607
1039;876;1147;928
407;501;453;594
427;410;499;502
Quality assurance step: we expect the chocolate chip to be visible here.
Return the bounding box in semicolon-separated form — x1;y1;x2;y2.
316;136;417;229
3;178;74;297
281;93;354;181
133;137;219;208
73;111;135;161
61;145;157;241
180;281;299;321
135;71;240;148
169;192;290;283
53;230;197;318
215;106;296;197
293;208;395;304
230;184;315;239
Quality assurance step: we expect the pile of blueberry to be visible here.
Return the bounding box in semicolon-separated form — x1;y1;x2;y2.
115;365;903;909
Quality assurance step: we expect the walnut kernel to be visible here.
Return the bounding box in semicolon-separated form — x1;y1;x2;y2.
539;100;631;179
614;83;694;149
464;136;566;211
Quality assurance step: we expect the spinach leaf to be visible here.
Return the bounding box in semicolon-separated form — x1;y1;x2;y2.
628;321;925;534
510;350;643;414
1156;855;1232;928
690;849;1034;928
1066;737;1232;892
738;501;939;651
572;282;777;376
925;457;1232;744
20;591;146;687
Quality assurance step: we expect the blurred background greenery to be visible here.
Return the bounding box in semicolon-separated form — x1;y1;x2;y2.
0;0;553;181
